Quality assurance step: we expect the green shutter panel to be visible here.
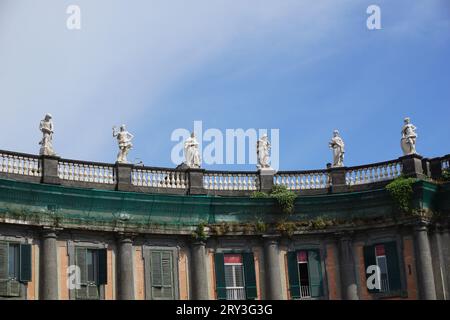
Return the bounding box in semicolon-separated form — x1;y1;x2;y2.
385;242;401;292
151;251;163;299
76;248;87;285
97;249;107;285
363;245;378;293
308;250;323;297
287;251;300;299
243;252;257;300
19;244;32;282
214;253;226;300
161;251;174;299
0;242;8;280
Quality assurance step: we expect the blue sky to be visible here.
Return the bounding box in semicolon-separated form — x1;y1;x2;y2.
0;0;449;171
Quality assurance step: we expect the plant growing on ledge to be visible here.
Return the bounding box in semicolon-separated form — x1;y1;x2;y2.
192;221;208;241
442;169;450;181
251;185;297;214
386;177;417;213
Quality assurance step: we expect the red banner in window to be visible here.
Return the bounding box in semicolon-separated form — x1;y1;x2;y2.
375;245;385;256
224;254;242;264
297;251;308;263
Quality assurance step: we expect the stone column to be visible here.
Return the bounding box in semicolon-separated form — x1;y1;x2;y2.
338;236;359;300
190;241;209;300
263;237;283;300
39;230;58;300
117;236;135;300
414;223;437;300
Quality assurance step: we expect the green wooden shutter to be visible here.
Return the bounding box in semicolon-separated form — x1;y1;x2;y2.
0;242;8;280
161;251;174;299
214;253;226;300
97;249;107;285
76;248;87;285
287;251;300;299
19;244;32;282
151;251;163;298
363;245;377;293
385;242;401;292
243;252;257;300
308;250;323;297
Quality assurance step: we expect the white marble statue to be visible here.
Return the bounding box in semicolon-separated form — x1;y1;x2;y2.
257;134;272;169
329;130;345;167
39;113;57;156
112;125;134;163
401;117;417;155
184;132;201;168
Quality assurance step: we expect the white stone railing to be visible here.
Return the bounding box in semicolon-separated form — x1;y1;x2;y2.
274;171;330;190
132;167;188;189
203;172;259;191
0;151;41;177
346;160;402;186
58;160;116;184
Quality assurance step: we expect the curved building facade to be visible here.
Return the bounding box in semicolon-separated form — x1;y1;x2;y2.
0;149;449;300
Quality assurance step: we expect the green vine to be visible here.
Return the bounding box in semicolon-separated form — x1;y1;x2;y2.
192;221;208;241
386;177;417;213
251;185;297;214
442;169;450;181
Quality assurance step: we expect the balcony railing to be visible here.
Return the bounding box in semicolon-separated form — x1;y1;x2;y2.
226;287;246;300
132;167;188;189
274;170;330;190
300;285;311;299
58;159;116;184
203;172;259;191
345;160;402;186
0;150;41;177
0;148;447;196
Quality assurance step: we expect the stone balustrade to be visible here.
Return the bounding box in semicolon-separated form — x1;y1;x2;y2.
203;172;259;191
132;167;189;189
273;170;330;190
0;150;41;177
345;160;402;186
58;159;116;184
1;149;449;196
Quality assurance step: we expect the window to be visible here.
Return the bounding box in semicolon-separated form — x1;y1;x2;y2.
214;252;257;300
0;241;32;297
75;247;107;300
287;249;323;299
148;250;176;300
224;254;246;300
364;241;401;295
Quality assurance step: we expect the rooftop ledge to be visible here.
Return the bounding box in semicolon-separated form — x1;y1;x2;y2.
0;149;449;197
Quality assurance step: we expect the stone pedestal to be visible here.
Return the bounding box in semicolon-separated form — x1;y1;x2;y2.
258;169;275;193
188;169;207;195
400;154;425;178
39;230;58;300
414;223;437;299
263;237;283;300
116;163;133;192
190;241;209;299
117;236;135;300
41;155;60;185
330;167;347;193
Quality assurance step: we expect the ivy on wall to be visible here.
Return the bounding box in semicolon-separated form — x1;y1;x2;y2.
385;177;417;213
251;185;297;214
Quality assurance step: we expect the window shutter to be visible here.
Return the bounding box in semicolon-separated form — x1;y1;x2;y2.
243;252;257;300
150;251;163;299
308;250;323;297
97;249;107;285
214;253;226;300
19;244;32;282
87;284;99;300
0;242;8;280
76;248;87;285
363;245;378;293
287;251;300;299
161;251;174;299
385;242;401;292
